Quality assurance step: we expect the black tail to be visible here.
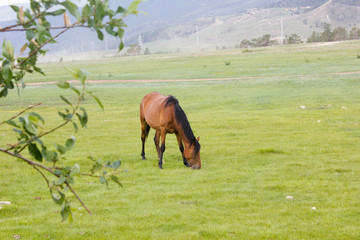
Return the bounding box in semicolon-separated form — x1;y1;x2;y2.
145;124;151;139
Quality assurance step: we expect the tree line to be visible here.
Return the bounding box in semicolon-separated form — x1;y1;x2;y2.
307;23;360;42
237;24;360;49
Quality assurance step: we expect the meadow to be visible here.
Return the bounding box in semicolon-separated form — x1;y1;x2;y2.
1;41;360;239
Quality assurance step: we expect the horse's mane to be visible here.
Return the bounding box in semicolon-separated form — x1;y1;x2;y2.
165;95;201;153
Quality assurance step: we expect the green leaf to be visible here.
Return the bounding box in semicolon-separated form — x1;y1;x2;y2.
33;66;45;75
69;164;80;178
78;68;90;85
55;144;67;155
105;26;117;36
110;175;123;188
91;160;103;174
87;91;104;110
112;160;121;170
72;122;78;132
0;87;8;98
58;111;73;121
60;0;80;20
116;6;126;14
2;39;14;60
28;143;42;161
61;201;72;222
65;68;90;85
57;175;67;185
118;28;125;39
65;136;76;150
127;0;143;15
47;9;66;16
42;147;58;162
29;112;45;124
50;190;65;205
119;41;124;51
25;29;35;41
23;114;38;135
57;81;70;89
76;107;88;128
96;29;104;41
60;95;73;106
82;4;91;17
9;5;20;12
5;120;20;129
70;86;80;96
99;176;108;186
2;66;14;89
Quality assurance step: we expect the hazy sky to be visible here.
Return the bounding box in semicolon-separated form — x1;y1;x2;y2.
0;0;87;7
0;0;29;7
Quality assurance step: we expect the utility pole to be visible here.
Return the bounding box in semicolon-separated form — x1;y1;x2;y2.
281;16;284;43
138;33;143;46
196;25;199;47
105;33;108;50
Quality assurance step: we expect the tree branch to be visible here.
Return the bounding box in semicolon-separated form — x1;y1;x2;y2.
15;21;81;68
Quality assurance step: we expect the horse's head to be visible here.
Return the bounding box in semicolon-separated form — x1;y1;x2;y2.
184;137;201;169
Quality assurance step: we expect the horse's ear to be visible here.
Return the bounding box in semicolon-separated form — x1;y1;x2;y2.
196;136;200;142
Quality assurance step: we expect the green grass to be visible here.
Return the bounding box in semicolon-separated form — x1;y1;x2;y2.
26;40;360;83
1;41;360;239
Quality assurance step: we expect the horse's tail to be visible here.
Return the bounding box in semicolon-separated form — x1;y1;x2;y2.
145;124;150;139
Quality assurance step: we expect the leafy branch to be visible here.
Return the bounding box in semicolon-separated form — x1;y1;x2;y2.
0;69;122;221
0;0;143;221
0;0;143;98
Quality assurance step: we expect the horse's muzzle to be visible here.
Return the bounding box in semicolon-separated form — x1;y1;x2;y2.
192;165;201;170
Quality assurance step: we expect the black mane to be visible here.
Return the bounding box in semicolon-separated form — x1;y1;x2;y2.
165;95;201;153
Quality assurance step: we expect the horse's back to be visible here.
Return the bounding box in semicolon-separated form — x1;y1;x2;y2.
140;92;170;130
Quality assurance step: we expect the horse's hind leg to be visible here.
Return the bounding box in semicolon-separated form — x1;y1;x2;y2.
158;128;167;169
154;130;161;159
141;120;150;160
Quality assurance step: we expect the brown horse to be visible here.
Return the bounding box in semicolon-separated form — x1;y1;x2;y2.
140;92;201;169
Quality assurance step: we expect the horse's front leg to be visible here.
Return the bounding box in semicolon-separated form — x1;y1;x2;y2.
158;128;166;169
176;132;190;167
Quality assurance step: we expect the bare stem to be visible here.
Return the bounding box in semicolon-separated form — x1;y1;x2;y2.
66;182;92;215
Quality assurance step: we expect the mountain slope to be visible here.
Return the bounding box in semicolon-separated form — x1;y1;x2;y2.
1;0;360;57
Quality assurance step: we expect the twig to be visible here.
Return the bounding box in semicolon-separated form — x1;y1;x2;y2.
17;120;69;153
32;165;50;187
15;21;81;68
0;147;55;175
0;103;42;126
66;182;92;215
0;147;92;215
2;25;90;32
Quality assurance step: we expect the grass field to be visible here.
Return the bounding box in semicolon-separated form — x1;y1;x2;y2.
1;41;360;239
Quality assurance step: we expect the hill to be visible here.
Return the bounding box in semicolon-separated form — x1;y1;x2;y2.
1;0;360;57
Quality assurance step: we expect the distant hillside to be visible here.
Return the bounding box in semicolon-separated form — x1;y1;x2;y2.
267;0;360;8
139;1;360;53
1;0;360;58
